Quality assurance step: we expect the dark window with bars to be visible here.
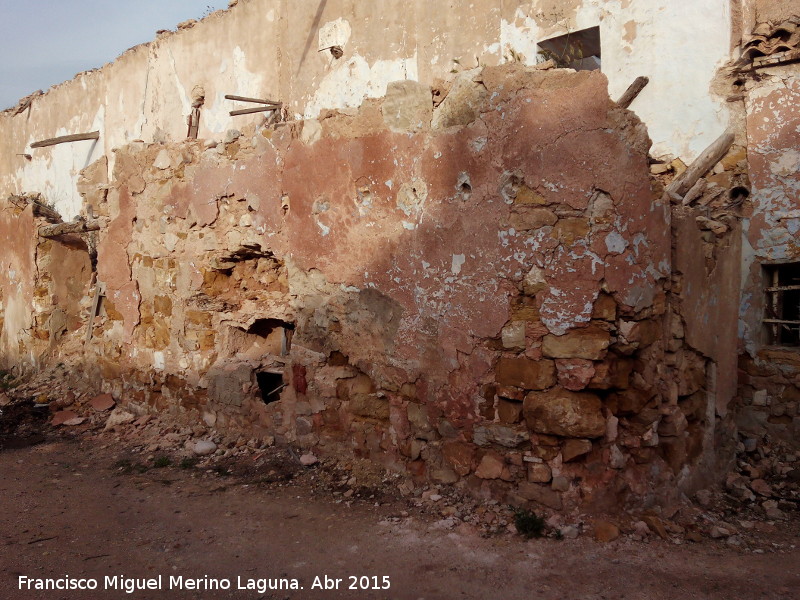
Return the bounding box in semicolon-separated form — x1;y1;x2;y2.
764;262;800;347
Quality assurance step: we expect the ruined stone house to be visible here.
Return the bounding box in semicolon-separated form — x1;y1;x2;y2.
0;0;798;512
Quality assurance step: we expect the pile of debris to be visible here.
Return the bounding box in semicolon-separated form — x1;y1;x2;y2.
1;366;797;548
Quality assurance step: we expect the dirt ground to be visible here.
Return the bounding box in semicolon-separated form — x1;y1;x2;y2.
1;429;798;600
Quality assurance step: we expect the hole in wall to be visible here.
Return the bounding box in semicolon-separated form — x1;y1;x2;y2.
257;371;284;404
538;26;601;71
456;173;472;201
730;186;749;201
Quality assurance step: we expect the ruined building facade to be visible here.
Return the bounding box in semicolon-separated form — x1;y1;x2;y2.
0;0;798;511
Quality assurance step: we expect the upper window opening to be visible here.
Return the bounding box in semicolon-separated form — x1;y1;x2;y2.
537;26;601;71
763;262;800;347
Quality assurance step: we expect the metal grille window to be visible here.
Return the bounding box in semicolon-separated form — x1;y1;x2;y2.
764;262;800;347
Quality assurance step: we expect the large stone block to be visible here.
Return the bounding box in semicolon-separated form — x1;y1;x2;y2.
509;207;557;231
473;423;530;447
517;482;563;510
496;358;556;390
382;80;432;132
523;387;605;438
350;393;389;420
541;325;611;360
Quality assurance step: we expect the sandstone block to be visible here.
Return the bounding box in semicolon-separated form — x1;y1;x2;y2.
551;217;589;245
382;80;433;132
517;482;562;510
527;462;552;483
350;393;389;420
509;207;557;231
475;451;504;479
473;423;530;447
496;358;555;390
523;388;605;438
431;72;488;129
555;358;595;391
407;402;437;440
542;325;610;360
562;438;592;462
501;321;526;349
442;441;475;476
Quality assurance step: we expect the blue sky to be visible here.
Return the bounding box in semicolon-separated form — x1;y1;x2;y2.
0;0;229;109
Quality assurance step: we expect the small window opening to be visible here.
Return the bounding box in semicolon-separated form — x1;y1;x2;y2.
764;262;800;347
537;26;601;71
257;371;284;404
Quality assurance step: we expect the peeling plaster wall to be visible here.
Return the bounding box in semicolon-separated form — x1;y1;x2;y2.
0;64;731;509
741;66;800;353
737;63;800;443
0;0;733;220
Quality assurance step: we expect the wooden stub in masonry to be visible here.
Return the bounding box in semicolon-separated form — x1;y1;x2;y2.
616;76;649;109
225;94;281;106
666;131;735;198
84;279;103;347
230;106;280;116
30;131;100;149
187;107;201;139
39;219;104;238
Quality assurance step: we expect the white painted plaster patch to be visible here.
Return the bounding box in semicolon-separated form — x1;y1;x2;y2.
319;18;352;51
605;230;629;254
303;53;419;119
451;254;466;275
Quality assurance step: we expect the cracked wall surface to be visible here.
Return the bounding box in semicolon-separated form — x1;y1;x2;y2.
0;63;736;510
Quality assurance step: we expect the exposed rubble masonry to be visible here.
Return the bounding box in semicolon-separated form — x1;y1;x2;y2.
0;65;738;512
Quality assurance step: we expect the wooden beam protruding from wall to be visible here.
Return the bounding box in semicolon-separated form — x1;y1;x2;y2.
616;76;649;109
666;131;735;198
225;94;281;106
39;219;105;238
30;131;100;149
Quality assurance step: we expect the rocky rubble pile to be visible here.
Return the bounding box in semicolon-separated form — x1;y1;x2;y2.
1;368;796;551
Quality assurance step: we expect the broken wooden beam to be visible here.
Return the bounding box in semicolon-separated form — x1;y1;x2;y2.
229;106;280;116
39;219;104;238
616;76;649;109
666;131;735;197
225;94;281;106
30;131;100;149
8;194;62;222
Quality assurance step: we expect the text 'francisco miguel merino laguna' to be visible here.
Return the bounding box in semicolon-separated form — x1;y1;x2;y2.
18;575;303;594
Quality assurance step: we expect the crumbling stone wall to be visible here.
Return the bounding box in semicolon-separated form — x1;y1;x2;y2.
0;65;736;510
0;0;734;221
